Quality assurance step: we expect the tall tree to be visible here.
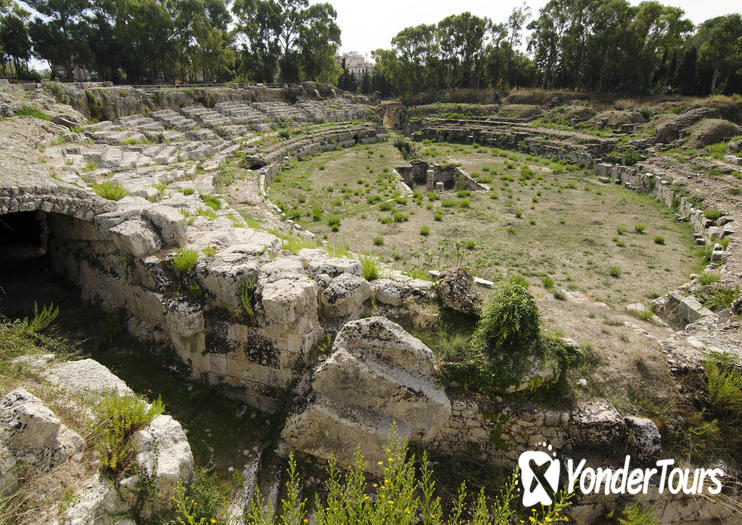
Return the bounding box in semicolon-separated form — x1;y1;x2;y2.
27;0;90;79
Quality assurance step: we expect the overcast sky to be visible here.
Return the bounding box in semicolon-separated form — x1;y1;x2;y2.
319;0;741;59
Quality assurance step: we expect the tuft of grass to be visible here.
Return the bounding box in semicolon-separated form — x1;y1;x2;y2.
703;209;723;222
360;254;380;281
653;236;665;245
609;265;622;278
420;225;430;236
373;236;384;246
541;276;554;289
171;246;199;273
240;278;257;321
202;246;217;257
704;356;742;420
698;272;721;285
199;194;222;211
634;224;646;234
15;105;51;120
92;181;128;201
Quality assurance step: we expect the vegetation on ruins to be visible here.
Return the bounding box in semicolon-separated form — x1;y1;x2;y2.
441;280;579;394
173;425;575;525
88;393;164;475
171;246;199;273
92;181;128;201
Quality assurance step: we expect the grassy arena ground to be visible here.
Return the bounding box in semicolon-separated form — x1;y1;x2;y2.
268;140;704;307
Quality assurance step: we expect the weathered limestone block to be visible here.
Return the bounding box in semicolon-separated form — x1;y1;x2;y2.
280;399;405;476
109;218;162;257
0;388;84;494
196;247;261;309
57;473;130;525
652;291;713;329
280;317;451;473
44;359;133;396
133;414;194;502
371;279;410;307
257;256;321;358
435;267;481;314
569;400;625;448
298;248;362;278
143;206;187;246
624;416;661;462
166;299;205;338
321;273;372;319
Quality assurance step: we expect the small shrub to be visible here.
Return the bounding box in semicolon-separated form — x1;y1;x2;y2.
609;265;622;277
514;209;523;218
171;247;198;273
379;201;393;211
704;356;742;420
89;394;164;475
617;226;626;235
433;209;443;221
311;202;323;221
373;236;384;246
616;502;659;525
327;215;341;231
468;281;542;390
654;236;665;245
92;181;128;201
420;225;430;236
541;276;554;289
704;209;723;222
634;224;646;233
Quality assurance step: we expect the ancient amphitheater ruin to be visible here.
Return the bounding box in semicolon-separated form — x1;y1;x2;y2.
1;80;741;523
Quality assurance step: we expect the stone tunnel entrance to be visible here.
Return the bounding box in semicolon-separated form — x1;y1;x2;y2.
0;211;48;271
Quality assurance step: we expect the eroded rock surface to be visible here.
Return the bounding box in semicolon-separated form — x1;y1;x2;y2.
280;317;451;474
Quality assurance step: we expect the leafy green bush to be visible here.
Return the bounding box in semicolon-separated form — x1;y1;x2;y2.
89;394;164;475
171;247;199;273
92;181;128;201
466;281;542;390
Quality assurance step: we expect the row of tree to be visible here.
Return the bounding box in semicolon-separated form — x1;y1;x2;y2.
0;0;341;84
1;0;740;95
372;2;742;96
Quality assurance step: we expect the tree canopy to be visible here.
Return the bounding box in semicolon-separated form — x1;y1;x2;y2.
0;0;740;96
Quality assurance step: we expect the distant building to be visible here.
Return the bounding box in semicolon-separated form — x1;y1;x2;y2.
52;64;97;82
338;51;374;78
